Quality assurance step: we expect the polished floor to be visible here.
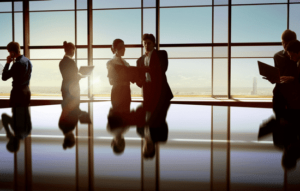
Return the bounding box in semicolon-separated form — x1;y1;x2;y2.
0;101;300;191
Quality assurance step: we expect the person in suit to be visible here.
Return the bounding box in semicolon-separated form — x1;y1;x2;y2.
136;34;173;110
264;30;299;113
107;39;133;113
59;41;83;111
2;42;32;107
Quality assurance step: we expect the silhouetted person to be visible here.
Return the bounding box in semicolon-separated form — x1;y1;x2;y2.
2;42;32;107
59;41;83;111
1;107;32;153
136;34;173;111
107;39;134;113
59;108;79;150
264;30;298;113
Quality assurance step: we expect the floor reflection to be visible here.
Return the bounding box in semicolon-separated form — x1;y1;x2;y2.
0;102;299;190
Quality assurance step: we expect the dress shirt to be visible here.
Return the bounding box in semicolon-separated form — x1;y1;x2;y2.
107;55;130;86
2;55;32;87
144;50;153;82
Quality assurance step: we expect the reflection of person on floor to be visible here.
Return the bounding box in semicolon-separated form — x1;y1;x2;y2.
2;42;32;107
136;34;173;111
107;108;130;155
59;105;91;150
258;108;300;170
1;107;32;153
59;108;78;150
136;100;170;159
59;41;84;112
264;30;298;114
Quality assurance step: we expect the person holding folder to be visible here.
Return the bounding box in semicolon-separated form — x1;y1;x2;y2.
2;42;32;107
59;41;83;111
107;39;133;112
264;30;299;112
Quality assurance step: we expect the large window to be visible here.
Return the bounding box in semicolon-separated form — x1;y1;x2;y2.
1;0;299;99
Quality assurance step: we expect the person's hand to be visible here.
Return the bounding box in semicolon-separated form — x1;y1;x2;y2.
77;73;85;80
6;55;12;64
280;76;294;83
262;76;279;84
136;79;144;88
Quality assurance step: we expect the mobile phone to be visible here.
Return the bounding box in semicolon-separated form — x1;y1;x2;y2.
11;53;15;62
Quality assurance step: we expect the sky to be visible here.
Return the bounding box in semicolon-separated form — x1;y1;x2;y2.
0;1;300;96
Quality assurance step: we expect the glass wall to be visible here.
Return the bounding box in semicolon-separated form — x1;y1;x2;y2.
0;0;299;98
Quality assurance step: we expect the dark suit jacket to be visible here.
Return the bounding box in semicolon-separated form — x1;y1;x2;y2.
59;56;80;95
136;50;173;106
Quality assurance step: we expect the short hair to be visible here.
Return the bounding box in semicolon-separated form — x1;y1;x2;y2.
142;33;155;44
286;40;300;54
63;41;75;54
281;30;297;42
7;42;20;54
111;39;124;54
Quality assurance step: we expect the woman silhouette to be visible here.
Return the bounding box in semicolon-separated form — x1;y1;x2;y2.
59;41;83;111
107;39;132;112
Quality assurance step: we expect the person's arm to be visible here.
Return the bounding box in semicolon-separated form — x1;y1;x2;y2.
136;58;145;88
159;50;168;73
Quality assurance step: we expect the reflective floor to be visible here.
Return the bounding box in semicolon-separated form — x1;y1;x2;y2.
0;102;300;191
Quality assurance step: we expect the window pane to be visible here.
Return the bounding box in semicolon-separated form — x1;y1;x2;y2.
290;4;300;38
214;6;228;43
77;0;87;9
160;0;212;6
93;0;141;9
214;0;228;5
232;5;287;42
30;49;64;59
161;47;211;58
168;59;211;97
143;8;156;38
30;12;75;46
213;59;227;96
231;58;275;97
0;2;11;12
0;50;8;60
161;7;212;44
15;13;23;46
77;48;87;59
30;61;62;96
93;10;141;44
213;46;228;58
30;0;74;11
290;0;300;2
144;0;156;7
231;46;282;57
93;48;141;59
77;11;87;45
232;0;287;4
0;13;12;46
14;1;23;12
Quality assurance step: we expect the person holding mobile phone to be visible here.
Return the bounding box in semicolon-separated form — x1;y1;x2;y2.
2;42;32;107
